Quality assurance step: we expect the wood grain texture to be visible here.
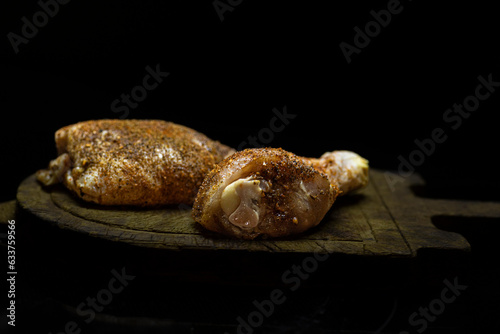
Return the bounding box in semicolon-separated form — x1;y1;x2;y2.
0;200;17;223
16;169;489;256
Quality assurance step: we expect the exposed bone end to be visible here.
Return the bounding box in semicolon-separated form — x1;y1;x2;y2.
220;177;269;229
317;151;369;195
36;153;72;186
335;151;369;194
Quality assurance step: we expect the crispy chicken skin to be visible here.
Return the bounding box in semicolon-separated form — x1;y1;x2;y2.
192;148;339;239
36;119;234;206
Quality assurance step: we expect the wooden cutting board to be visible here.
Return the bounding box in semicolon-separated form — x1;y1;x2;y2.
16;169;498;257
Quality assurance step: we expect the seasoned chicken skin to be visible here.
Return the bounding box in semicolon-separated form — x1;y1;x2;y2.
193;148;368;239
192;148;339;239
37;119;234;206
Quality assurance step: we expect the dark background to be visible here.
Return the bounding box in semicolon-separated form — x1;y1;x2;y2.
1;0;499;203
1;1;500;333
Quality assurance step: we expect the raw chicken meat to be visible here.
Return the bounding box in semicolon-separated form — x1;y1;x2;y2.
302;151;369;195
37;119;234;206
192;148;369;239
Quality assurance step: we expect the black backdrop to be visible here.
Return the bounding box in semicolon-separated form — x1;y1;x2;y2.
1;1;499;202
1;1;500;333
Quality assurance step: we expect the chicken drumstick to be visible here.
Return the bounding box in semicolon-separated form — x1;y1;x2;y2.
192;148;368;239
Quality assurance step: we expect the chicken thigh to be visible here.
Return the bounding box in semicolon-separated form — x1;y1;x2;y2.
37;119;234;206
